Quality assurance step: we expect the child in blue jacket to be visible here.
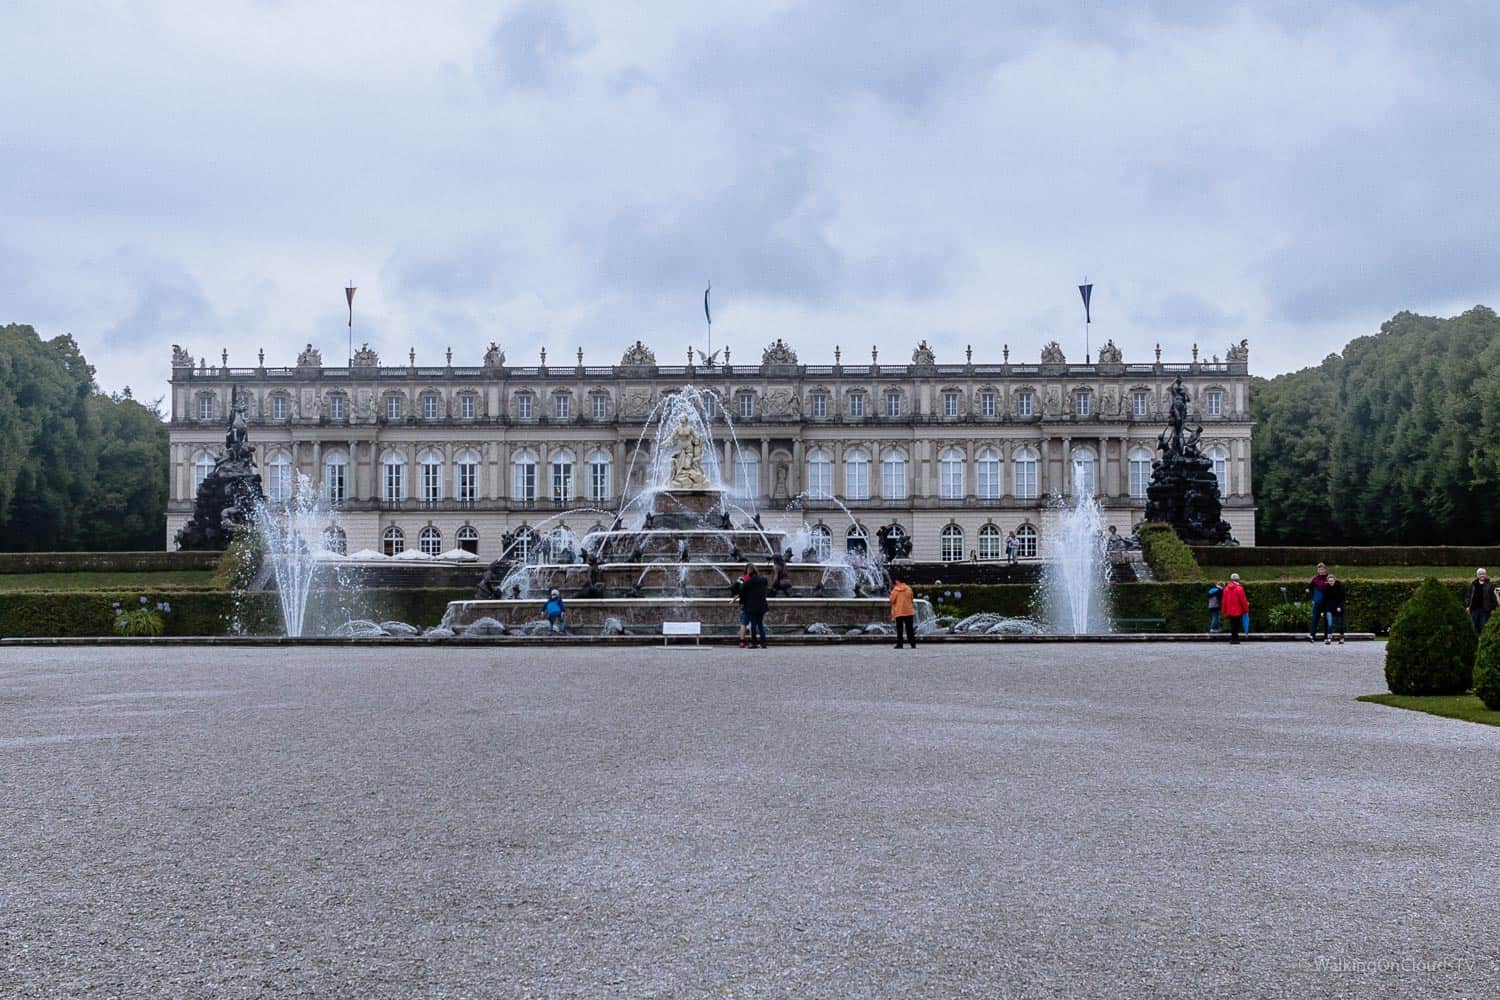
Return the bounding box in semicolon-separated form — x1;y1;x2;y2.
544;589;565;633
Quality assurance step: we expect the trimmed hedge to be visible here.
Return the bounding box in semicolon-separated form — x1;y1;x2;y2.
0;551;222;574
1474;614;1500;709
0;587;469;638
1135;522;1201;581
1193;546;1500;567
1384;579;1476;695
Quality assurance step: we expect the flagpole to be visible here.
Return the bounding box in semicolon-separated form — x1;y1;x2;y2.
705;281;712;364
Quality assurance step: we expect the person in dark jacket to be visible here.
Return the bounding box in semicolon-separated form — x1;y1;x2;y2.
1305;562;1331;641
739;565;770;649
730;567;752;647
1465;568;1497;633
1323;575;1346;645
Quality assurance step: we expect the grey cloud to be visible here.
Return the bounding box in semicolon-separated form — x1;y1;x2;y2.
1128;292;1241;332
483;1;592;94
98;252;217;351
382;234;528;302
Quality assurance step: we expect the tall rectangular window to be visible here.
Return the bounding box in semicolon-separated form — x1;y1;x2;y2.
459;395;476;419
881;455;906;500
738;394;754;419
1016;392;1033;418
885;393;901;418
271;395;289;420
1133;391;1149;417
552;460;573;502
422;395;439;419
198;396;214;420
849;394;865;418
329;395;347;421
811;393;828;418
589;460;610;502
554;395;570;419
592;394;608;420
457;462;478;502
385;396;403;420
1206;390;1223;417
325;462;346;504
1074;392;1091;417
383;463;403;503
421;463;441;503
516;395;533;419
943;392;959;417
513;462;535;501
980;392;996;418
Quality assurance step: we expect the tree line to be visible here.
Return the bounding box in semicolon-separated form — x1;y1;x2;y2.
0;323;168;551
1252;306;1500;545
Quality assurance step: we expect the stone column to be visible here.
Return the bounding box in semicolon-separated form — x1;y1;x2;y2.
1061;435;1072;495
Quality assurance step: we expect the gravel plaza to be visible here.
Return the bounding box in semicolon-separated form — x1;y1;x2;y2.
1;642;1495;997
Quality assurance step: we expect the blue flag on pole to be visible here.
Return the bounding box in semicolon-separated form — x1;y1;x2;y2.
1078;283;1093;324
705;282;712;326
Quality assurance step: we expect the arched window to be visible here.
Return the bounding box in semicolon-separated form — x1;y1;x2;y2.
1070;446;1097;498
381;450;406;504
418;448;443;504
455;449;480;504
880;448;907;501
810;524;833;561
978;523;1001;560
940;524;964;562
419;525;442;556
266;451;293;504
382;525;405;556
806;448;833;499
976;447;1001;500
844;448;870;501
846;523;868;555
1129;447;1153;499
322;525;347;555
1209;446;1230;495
733;450;759;500
324;450;349;505
192;450;214;494
551;449;574;503
587;450;612;503
1016;523;1038;558
1013;447;1039;500
510;526;533;560
512;449;537;503
456;525;479;554
939;448;965;500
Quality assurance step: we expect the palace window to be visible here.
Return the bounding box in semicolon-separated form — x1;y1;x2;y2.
516;394;533;420
1074;391;1092;418
848;393;866;418
941;524;965;562
1132;390;1149;417
880;448;907;500
512;450;537;503
419;526;443;556
455;449;480;503
1210;446;1230;495
382;525;404;556
943;391;959;418
1015;524;1038;558
1071;447;1097;497
980;391;996;418
732;451;759;500
381;451;406;503
806;448;832;499
703;394;718;419
324;451;348;505
591;394;608;420
1013;447;1039;500
329;393;347;422
846;524;868;555
459;394;476;419
844;449;870;501
1129;447;1153;499
551;451;574;503
1016;391;1034;418
588;450;612;503
421;394;440;420
271;394;289;420
1206;390;1223;417
811;392;828;418
885;392;902;418
810;524;833;561
738;393;755;419
978;523;1002;560
456;525;479;554
553;394;570;420
197;395;214;420
266;451;292;504
322;526;347;556
385;395;403;421
976;447;1001;500
192;451;214;493
510;527;533;561
419;449;443;504
939;448;965;500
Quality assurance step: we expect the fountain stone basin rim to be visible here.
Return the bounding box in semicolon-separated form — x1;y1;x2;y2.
441;597;920;635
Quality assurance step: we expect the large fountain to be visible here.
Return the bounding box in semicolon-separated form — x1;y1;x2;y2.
442;387;918;636
1039;461;1112;634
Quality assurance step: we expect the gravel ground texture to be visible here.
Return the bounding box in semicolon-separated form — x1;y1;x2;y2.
1;643;1495;998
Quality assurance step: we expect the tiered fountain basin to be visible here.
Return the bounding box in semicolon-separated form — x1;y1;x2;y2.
442;485;906;635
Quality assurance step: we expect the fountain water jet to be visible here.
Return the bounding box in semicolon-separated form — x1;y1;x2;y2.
1040;463;1112;634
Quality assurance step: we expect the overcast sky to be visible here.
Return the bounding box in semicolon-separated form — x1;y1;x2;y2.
2;0;1495;398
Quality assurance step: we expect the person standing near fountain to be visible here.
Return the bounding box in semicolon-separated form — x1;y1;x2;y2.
889;573;917;649
544;589;566;634
1221;574;1249;644
739;564;770;649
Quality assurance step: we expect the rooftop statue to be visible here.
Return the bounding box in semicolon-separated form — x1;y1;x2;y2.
667;415;712;490
761;338;798;366
621;340;656;366
296;344;322;368
1097;340;1122;364
171;344;194;368
911;340;936;366
352;343;380;368
483;342;506;368
1226;338;1249;364
1041;341;1067;364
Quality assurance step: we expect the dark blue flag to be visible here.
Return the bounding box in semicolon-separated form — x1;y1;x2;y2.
705;282;712;326
1078;283;1093;324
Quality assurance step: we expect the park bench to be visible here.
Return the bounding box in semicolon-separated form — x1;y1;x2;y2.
662;621;702;646
1114;617;1166;633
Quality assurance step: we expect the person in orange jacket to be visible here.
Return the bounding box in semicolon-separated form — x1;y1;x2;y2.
1220;573;1249;644
889;573;917;649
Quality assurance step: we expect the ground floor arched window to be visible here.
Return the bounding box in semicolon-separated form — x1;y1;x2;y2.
846;524;868;555
382;525;405;556
419;525;442;556
322;525;347;555
810;524;833;561
456;525;479;554
978;523;1001;560
940;523;964;561
1015;524;1038;558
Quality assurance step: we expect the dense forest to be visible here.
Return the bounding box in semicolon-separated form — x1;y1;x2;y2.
1252;306;1500;545
0;323;168;550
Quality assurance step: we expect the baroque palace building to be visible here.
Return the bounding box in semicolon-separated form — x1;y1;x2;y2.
165;337;1256;559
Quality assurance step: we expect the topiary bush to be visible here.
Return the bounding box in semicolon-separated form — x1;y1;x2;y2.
1135;522;1202;581
1474;614;1500;709
1384;578;1477;695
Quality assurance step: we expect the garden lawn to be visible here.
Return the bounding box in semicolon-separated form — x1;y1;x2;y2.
1224;565;1478;582
0;571;218;592
1357;693;1500;727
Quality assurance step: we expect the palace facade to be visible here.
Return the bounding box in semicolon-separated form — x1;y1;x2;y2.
164;337;1256;559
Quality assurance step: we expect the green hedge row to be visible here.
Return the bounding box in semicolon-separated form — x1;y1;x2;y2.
1135;522;1201;581
0;551;223;574
0;587;470;638
1191;546;1500;567
919;579;1458;635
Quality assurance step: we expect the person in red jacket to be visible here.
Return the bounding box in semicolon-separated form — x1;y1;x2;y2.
1220;573;1249;644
